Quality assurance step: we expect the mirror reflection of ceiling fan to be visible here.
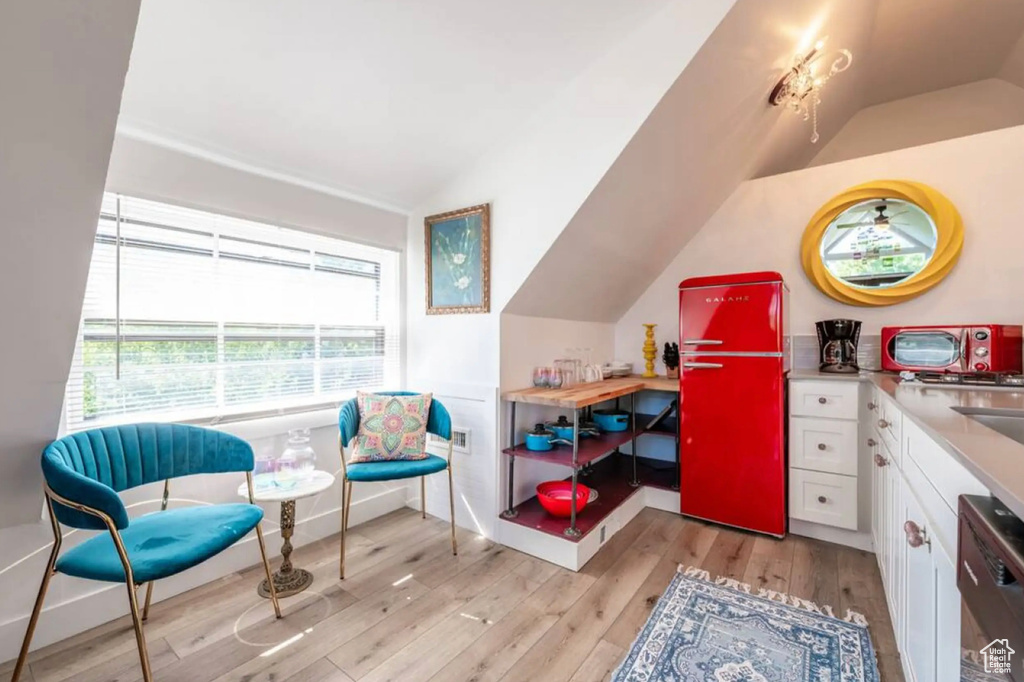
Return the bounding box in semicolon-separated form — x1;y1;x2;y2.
835;202;908;230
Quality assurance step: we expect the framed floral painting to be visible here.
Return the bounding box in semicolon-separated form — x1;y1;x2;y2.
424;203;490;314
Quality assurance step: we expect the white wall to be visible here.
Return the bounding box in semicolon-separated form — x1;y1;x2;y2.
0;0;140;530
107;134;408;250
809;79;1024;168
617;125;1024;366
0;137;412;663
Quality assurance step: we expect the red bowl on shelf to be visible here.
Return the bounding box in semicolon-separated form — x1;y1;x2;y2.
536;481;591;517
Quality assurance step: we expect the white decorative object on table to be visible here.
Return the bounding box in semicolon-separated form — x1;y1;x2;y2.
238;470;335;598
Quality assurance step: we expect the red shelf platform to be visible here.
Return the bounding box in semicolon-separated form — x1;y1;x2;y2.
501;428;638;469
500;454;678;542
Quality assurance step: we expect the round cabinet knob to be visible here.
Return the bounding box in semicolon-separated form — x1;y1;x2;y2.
867;402;877;411
904;520;930;549
817;495;828;504
874;453;888;467
878;419;889;429
867;438;877;447
975;330;990;341
818;397;828;404
975;347;990;357
817;443;827;451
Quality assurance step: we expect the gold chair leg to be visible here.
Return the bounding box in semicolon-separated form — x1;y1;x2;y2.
141;582;155;621
448;465;458;556
125;580;153;682
11;542;60;681
340;480;352;579
255;522;282;618
421;476;426;519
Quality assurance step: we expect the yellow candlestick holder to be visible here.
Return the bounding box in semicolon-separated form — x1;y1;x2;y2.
642;323;658;378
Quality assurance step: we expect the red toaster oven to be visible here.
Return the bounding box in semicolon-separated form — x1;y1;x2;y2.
881;325;1023;374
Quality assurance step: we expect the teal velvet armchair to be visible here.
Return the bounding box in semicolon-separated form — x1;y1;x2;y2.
12;423;282;682
338;393;457;578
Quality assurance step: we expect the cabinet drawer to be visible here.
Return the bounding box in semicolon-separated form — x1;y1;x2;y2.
790;381;859;420
790;416;858;476
789;469;858;530
873;395;902;464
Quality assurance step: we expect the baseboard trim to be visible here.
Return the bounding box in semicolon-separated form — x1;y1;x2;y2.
0;487;407;664
789;519;874;552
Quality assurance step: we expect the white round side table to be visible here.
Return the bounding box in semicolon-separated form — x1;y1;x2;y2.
238;470;335;598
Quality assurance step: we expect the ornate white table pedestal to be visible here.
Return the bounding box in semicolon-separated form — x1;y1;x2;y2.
238;470;335;598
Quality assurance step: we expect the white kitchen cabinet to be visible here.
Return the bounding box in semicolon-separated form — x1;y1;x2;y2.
901;477;936;682
935;545;962;682
789;378;860;531
790;468;858;529
868;386;985;682
791;416;858;475
791;380;860;420
886;446;905;651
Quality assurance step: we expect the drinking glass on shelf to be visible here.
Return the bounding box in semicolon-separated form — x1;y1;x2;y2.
532;366;549;388
547;367;563;389
554;359;575;387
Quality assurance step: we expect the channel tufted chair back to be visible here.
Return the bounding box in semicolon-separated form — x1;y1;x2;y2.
42;423;255;530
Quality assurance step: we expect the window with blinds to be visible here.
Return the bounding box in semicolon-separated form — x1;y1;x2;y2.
64;193;401;430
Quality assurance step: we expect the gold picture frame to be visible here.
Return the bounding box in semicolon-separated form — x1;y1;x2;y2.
800;180;963;306
425;204;491;314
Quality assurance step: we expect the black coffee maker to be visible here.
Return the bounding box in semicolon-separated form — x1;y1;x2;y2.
816;319;861;374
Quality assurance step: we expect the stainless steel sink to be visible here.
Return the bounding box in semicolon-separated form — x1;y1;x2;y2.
953;407;1024;444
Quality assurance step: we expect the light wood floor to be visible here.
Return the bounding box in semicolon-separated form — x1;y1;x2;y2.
2;507;903;682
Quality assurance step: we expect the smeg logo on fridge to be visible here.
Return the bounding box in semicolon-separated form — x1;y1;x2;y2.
704;295;751;303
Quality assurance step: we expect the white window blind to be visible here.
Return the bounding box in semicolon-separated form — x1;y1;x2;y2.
64;193;401;430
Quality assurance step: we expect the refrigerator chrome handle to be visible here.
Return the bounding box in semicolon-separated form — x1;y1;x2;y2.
682;339;723;345
683;361;724;369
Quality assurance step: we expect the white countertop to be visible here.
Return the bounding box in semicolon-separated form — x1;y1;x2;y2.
788;368;868;382
791;369;1024;521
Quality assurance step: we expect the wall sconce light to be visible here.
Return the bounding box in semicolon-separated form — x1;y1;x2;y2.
769;39;852;143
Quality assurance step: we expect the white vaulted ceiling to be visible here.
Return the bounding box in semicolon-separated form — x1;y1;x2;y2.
118;0;677;212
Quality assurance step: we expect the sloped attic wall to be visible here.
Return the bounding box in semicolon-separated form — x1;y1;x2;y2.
503;0;879;323
0;0;140;527
616;125;1024;371
808;78;1024;167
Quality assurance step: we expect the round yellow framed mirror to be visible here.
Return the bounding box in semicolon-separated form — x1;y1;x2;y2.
800;180;963;306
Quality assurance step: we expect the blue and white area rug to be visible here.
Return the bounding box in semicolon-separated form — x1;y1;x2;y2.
612;566;880;682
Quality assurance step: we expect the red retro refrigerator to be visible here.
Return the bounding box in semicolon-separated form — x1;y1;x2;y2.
678;271;789;537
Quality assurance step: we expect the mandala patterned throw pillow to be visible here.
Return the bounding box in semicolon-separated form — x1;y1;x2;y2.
349;392;432;464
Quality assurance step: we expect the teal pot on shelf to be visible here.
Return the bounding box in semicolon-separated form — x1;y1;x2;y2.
546;416;575;441
525;424;554;451
593;409;629;432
